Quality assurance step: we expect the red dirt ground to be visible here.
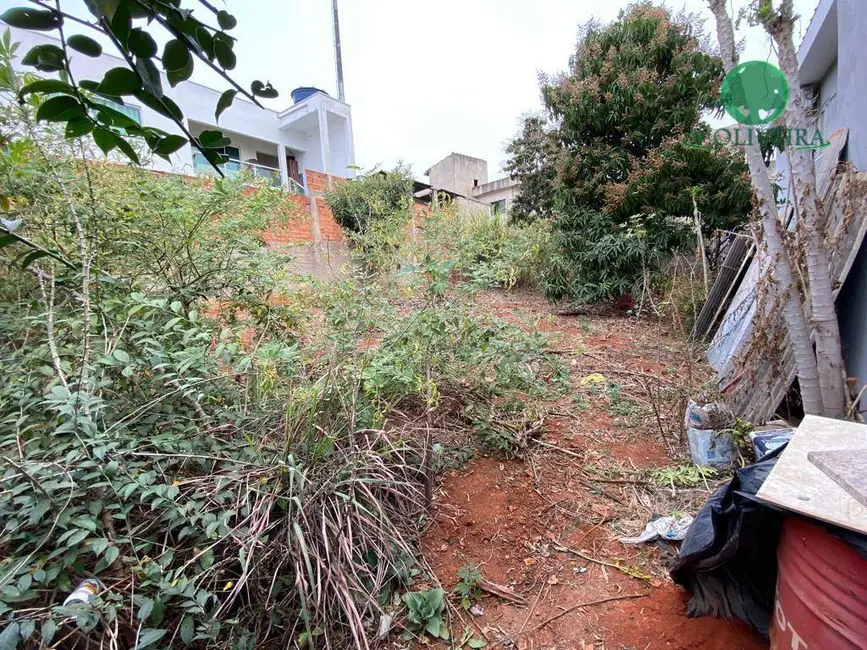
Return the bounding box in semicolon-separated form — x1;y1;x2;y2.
419;291;767;650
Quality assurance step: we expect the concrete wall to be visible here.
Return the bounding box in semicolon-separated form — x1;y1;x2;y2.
328;113;350;178
427;153;488;197
835;0;867;169
788;0;867;412
472;177;521;212
828;0;867;412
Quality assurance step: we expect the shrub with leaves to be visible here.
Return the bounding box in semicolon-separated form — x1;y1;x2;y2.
325;166;414;234
436;211;552;291
402;588;448;641
0;91;424;648
0;1;277;168
454;565;482;610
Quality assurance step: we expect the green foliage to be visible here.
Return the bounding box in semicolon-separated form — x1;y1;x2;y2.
726;418;755;458
464;399;542;458
505;3;753;303
0;58;563;649
454;565;482;610
448;213;552;291
504;115;557;221
457;626;487;649
402;588;448;640
325;166;414;234
0;0;276;170
651;465;718;488
544;209;687;303
605;382;640;418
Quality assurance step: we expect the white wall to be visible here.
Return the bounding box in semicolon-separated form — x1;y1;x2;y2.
8;28;353;181
328;112;349;177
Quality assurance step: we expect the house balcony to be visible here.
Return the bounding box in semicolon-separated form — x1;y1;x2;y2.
191;151;304;194
188;121;307;195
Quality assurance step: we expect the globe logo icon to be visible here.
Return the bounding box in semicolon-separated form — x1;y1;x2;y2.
721;61;790;126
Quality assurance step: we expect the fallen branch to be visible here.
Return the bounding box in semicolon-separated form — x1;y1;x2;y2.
552;543;652;583
524;592;648;635
582;477;650;485
494;592;648;646
588;368;674;386
534;440;582;459
479;578;527;606
578;479;626;506
517;581;546;637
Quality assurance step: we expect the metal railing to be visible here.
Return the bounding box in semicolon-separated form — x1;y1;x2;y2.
193;154;305;194
287;177;305;195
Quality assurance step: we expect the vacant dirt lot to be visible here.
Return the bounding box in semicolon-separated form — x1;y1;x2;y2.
421;290;766;650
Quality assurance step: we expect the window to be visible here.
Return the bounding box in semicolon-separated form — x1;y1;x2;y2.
491;199;506;215
473;179;479;187
92;96;141;125
193;145;241;174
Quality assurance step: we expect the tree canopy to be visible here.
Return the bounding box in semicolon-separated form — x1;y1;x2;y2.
506;2;753;303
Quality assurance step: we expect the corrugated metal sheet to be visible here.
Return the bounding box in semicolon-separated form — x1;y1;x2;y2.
708;130;867;422
691;233;754;341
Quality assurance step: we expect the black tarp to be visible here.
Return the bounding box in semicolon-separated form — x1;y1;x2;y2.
671;444;867;637
670;447;785;636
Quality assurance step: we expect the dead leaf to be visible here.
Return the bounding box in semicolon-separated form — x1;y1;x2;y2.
590;503;611;518
547;574;559;585
523;557;537;566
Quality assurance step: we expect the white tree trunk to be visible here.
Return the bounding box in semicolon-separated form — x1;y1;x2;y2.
707;0;824;415
761;0;846;416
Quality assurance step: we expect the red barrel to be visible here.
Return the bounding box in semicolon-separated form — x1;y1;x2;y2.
772;516;867;649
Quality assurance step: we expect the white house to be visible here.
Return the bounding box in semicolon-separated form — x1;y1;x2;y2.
8;27;356;193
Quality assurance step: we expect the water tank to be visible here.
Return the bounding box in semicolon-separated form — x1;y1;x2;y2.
291;87;328;104
771;516;867;649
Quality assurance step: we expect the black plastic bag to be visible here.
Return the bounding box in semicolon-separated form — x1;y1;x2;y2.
669;446;785;637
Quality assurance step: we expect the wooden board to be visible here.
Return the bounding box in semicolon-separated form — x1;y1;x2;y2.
756;415;867;535
808;450;867;508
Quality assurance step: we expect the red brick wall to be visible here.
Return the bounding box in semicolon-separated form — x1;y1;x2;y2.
258;173;348;246
315;197;345;242
306;170;329;193
304;170;345;243
305;170;347;194
261;194;315;246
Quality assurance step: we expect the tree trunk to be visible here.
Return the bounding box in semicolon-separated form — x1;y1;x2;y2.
707;0;824;415
760;0;847;417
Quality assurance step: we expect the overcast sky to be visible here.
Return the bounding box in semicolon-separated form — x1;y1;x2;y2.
2;0;819;179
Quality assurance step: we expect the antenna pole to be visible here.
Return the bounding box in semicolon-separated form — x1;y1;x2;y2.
331;0;345;102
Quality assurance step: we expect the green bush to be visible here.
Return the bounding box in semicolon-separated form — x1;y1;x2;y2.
543;210;689;303
324;165;414;233
418;210;552;292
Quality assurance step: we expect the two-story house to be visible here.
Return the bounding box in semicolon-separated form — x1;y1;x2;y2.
9;27;356;194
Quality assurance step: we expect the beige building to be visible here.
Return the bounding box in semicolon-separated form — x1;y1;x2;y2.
471;176;522;215
424;153;521;215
